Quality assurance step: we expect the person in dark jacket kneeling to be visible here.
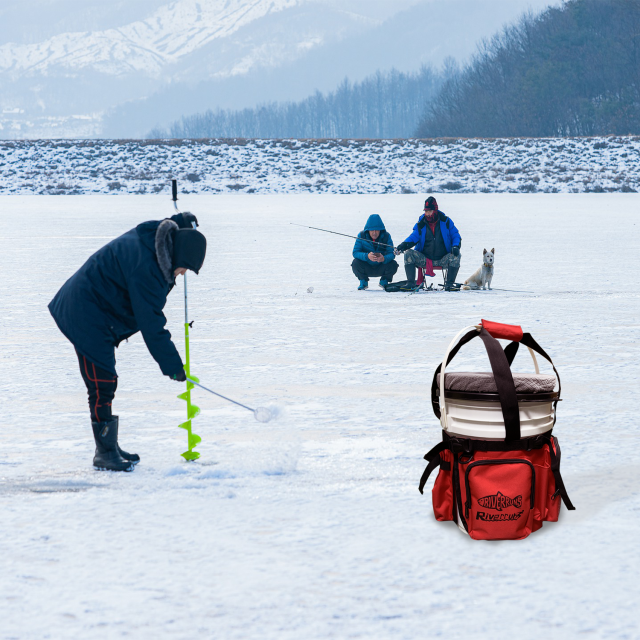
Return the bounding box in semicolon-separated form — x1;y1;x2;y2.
351;214;398;290
395;197;461;290
48;213;207;472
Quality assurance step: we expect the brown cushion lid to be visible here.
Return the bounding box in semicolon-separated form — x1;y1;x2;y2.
438;372;556;394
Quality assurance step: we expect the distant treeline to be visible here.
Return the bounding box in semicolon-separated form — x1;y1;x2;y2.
149;67;442;139
418;0;640;137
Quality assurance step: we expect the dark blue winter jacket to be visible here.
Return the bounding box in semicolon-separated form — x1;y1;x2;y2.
352;214;396;264
48;213;194;377
403;210;461;254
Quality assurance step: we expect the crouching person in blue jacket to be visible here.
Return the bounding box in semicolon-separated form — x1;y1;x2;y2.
395;197;461;291
48;213;206;472
351;214;398;290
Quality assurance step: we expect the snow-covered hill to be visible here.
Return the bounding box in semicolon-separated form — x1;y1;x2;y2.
0;0;561;139
1;136;639;195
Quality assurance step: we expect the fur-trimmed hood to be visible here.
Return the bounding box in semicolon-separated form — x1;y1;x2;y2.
155;219;178;284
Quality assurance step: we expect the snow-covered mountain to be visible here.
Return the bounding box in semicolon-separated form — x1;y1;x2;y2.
0;0;304;77
0;0;561;139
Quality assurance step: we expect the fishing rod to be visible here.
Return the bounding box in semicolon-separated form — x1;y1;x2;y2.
462;287;535;293
290;222;397;250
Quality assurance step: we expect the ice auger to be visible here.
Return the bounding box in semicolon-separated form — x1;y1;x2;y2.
172;179;202;460
177;311;201;460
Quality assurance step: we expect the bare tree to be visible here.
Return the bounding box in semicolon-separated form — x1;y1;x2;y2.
416;0;640;138
154;66;442;139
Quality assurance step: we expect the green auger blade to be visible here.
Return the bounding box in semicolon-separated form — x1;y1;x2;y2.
178;419;192;431
188;432;202;449
177;390;189;401
188;403;201;420
181;450;200;461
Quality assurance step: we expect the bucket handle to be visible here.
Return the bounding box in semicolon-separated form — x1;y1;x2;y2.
439;325;481;431
434;324;561;439
439;327;522;441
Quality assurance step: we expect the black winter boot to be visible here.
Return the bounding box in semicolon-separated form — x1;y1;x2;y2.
444;265;460;291
91;418;134;472
405;263;416;285
112;416;140;464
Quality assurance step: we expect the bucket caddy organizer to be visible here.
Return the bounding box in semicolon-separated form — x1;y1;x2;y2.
419;319;575;540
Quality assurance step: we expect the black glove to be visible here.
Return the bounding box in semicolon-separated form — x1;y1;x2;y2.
451;246;460;256
171;368;187;382
396;242;413;253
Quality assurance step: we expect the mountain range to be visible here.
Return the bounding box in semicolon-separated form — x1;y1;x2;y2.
0;0;560;139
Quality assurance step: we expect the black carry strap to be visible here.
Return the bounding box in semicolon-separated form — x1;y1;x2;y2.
478;328;521;441
431;327;521;441
549;436;575;510
504;340;520;366
444;430;551;453
503;333;562;425
418;442;447;494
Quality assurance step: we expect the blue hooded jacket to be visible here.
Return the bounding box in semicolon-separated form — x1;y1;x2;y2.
352;214;395;264
48;213;195;377
403;210;461;254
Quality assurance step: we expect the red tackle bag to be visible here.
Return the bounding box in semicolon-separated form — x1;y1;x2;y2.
419;320;575;540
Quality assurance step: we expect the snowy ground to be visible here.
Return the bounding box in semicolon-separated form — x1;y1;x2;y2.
1;136;640;196
1;193;639;639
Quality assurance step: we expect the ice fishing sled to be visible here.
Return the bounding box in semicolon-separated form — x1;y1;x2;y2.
384;264;461;292
419;319;574;540
384;280;462;292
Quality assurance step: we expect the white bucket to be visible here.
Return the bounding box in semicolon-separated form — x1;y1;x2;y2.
438;325;558;440
442;396;555;439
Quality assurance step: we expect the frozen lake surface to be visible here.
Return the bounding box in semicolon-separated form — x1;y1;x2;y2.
1;193;639;639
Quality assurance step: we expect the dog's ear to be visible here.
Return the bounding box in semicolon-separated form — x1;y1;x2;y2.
491;248;495;253
483;248;487;254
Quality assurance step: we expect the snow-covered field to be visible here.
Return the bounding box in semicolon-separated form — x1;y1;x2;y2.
1;136;640;196
1;193;639;639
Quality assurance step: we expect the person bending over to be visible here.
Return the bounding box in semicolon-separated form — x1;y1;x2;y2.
49;212;207;472
395;197;461;290
351;214;398;290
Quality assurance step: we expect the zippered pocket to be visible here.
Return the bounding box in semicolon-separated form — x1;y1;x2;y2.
464;459;535;540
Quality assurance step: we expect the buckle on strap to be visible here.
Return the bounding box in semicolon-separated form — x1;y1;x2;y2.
448;437;471;455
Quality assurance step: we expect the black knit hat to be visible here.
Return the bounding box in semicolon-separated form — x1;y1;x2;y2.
172;228;207;274
424;196;439;211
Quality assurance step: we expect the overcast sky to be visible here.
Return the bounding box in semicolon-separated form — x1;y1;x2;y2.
0;0;561;47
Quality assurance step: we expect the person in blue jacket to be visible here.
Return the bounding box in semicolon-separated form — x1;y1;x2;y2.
395;197;462;290
49;212;206;472
351;214;398;290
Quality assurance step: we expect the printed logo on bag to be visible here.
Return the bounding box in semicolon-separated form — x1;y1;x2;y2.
477;491;522;511
477;511;524;522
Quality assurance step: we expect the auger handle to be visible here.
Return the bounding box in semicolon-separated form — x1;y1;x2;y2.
187;378;256;413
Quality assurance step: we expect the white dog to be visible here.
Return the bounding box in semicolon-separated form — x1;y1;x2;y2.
461;248;495;290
